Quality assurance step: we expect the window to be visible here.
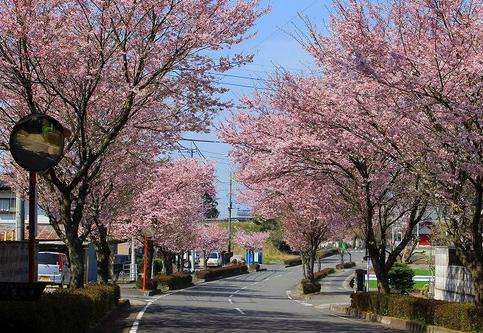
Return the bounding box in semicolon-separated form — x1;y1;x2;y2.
0;198;15;212
208;253;219;259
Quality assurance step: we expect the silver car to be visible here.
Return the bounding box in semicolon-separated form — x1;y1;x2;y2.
38;251;71;286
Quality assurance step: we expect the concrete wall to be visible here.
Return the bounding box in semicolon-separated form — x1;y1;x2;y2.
434;246;474;303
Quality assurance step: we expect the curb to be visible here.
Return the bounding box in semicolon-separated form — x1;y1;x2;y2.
329;305;466;333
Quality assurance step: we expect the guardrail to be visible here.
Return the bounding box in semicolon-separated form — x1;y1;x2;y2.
368;274;432;282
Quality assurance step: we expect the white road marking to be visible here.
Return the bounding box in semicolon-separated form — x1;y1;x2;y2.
286;290;293;299
228;298;233;304
300;302;314;307
235;307;245;315
129;283;204;333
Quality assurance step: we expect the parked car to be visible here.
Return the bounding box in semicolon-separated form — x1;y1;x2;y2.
206;252;223;267
113;254;130;277
38;251;71;286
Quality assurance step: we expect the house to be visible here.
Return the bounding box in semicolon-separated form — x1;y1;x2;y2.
0;180;97;283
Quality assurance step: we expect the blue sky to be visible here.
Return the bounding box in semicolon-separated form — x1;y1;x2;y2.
176;1;332;218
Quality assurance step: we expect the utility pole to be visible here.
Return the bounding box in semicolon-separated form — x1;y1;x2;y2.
15;192;25;241
228;172;233;253
189;143;196;272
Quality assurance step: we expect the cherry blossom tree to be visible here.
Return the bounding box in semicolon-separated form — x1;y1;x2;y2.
305;0;482;305
235;230;269;252
113;159;215;276
0;0;263;288
234;171;343;281
85;141;156;283
222;72;431;292
195;223;229;270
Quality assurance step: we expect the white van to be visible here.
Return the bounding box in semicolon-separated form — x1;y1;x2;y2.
38;251;71;286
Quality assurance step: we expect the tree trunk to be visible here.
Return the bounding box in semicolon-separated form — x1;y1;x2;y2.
370;250;391;294
468;264;483;311
146;240;154;280
93;224;110;283
203;250;208;271
301;254;307;279
307;251;315;282
162;251;174;275
65;229;85;289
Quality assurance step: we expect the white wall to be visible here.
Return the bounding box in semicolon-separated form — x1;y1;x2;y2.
434;246;475;303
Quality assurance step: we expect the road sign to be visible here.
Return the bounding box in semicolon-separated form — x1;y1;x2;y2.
9;114;67;285
9;114;66;172
339;241;348;251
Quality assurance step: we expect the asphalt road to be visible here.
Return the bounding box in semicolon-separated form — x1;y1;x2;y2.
117;253;404;333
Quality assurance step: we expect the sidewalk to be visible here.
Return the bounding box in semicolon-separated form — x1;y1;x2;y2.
289;253;364;308
303;268;355;307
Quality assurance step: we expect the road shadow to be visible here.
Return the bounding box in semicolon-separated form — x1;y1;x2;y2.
136;304;400;332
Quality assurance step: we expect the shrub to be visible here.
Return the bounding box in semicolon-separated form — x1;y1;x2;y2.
314;267;335;280
77;283;120;321
196;264;248;281
0;283;119;333
336;262;356;269
136;276;159;290
284;257;302;267
156;272;193;290
351;292;483;332
319;248;338;258
153;259;163;275
388;262;414;294
301;279;321;294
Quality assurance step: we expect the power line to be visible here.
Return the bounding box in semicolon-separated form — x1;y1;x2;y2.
217;81;274;91
209;72;269;82
248;0;319;52
180;138;226;144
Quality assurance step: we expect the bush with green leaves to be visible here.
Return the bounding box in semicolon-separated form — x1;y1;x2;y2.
301;279;321;294
314;267;335;280
351;292;482;332
136;276;159;290
156;272;193;290
0;283;120;333
196;264;248;281
284;257;302;267
388;262;414;294
336;262;356;269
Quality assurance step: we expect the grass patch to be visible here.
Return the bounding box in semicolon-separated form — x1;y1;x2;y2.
368;280;429;291
412;267;432;276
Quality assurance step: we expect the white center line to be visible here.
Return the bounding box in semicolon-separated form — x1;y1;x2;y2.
235;307;245;315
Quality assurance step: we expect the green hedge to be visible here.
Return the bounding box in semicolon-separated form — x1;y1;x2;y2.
314;267;335;280
284;257;302;267
284;249;338;267
0;283;120;333
136;276;159;290
196;264;248;281
336;262;356;269
351;292;483;332
156;272;193;290
301;279;321;294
